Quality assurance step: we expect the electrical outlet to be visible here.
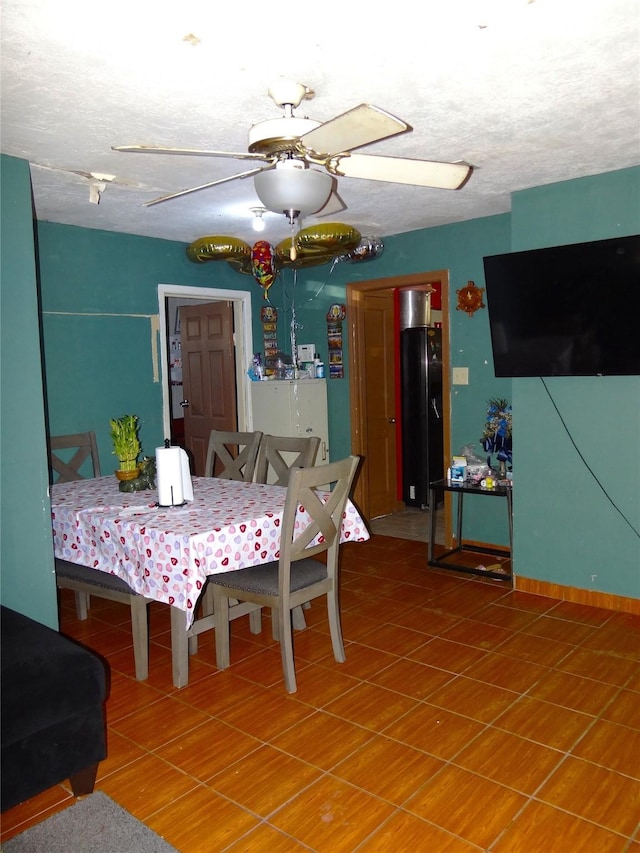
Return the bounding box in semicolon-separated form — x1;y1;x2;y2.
453;367;469;385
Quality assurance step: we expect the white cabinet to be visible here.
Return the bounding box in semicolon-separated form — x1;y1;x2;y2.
250;379;330;467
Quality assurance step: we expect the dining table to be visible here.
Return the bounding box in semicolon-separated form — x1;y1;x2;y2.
51;474;370;687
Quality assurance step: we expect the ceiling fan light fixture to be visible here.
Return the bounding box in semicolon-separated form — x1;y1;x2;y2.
254;161;333;223
250;206;267;232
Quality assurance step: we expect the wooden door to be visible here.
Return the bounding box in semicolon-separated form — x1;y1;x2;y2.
348;271;451;535
362;290;401;519
180;302;237;475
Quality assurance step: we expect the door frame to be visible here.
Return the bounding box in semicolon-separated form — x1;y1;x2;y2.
347;271;452;540
158;284;254;442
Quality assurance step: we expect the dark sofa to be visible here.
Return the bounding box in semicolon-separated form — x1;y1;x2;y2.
1;605;107;812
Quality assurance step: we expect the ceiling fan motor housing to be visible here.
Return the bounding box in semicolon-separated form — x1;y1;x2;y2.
248;117;321;156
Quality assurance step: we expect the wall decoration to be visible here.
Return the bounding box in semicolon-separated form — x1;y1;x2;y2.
261;305;278;374
456;280;485;316
326;304;347;379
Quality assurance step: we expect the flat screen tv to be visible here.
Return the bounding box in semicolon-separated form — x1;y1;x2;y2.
483;235;640;377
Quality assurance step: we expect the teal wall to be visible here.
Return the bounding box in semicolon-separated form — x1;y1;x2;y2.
0;155;58;627
509;168;640;597
2;154;638;615
38;222;262;469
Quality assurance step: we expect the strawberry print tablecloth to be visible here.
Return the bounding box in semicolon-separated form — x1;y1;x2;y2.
51;476;369;626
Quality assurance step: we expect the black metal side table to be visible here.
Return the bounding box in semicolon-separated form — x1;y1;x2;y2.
428;479;513;581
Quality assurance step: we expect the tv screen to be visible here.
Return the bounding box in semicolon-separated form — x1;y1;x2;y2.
483;235;640;377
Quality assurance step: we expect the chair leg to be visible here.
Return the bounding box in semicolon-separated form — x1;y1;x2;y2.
278;607;297;693
189;583;214;655
249;608;262;633
326;590;346;663
74;590;90;620
130;598;149;681
202;584;214;616
292;605;306;631
213;589;231;669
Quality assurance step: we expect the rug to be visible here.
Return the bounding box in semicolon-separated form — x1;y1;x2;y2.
2;791;178;853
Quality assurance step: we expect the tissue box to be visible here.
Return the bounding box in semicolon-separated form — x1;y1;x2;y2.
451;456;467;483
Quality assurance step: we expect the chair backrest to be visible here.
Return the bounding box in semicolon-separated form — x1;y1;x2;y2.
50;431;101;483
204;430;263;481
280;455;360;581
255;434;321;486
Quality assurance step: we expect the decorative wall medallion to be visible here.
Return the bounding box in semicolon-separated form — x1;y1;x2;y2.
456;280;485;316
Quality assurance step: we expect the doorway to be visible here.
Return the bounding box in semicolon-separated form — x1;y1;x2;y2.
347;271;452;541
158;284;254;457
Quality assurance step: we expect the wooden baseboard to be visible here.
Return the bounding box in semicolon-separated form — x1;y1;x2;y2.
514;576;640;616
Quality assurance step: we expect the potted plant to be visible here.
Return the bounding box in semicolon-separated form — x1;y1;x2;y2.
110;414;142;480
480;398;512;479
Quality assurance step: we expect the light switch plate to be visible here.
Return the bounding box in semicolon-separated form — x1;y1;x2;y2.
453;367;469;385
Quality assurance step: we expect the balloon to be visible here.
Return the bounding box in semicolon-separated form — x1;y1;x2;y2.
186;236;251;266
340;235;384;263
275;223;361;269
251;240;276;298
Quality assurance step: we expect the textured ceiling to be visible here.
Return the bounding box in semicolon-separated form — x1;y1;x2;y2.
1;0;638;248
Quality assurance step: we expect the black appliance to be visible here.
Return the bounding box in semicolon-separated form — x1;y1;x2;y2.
400;326;444;507
483;234;640;377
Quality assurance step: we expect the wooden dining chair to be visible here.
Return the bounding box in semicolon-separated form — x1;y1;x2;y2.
254;434;321;486
204;430;263;481
253;433;322;630
50;432;152;680
210;455;360;693
49;431;101;483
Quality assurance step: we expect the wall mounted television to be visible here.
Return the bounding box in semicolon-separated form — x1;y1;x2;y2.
483;234;640;377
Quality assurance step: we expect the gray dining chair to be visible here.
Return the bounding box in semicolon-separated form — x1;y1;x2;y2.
253;433;322;629
50;431;101;483
209;455;360;692
197;429;265;639
254;434;321;486
204;429;263;481
50;431;152;680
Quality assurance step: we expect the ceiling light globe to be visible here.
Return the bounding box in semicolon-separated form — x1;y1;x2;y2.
254;162;332;220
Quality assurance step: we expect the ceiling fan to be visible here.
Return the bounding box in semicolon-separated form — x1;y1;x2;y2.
113;80;473;224
31;163;144;204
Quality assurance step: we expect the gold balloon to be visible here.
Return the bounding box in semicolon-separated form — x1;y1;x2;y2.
186;236;252;266
276;223;361;269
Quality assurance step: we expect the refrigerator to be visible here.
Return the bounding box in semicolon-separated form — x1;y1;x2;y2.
250;378;330;472
400;326;444;507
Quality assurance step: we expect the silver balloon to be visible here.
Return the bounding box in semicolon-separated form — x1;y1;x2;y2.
341;236;384;263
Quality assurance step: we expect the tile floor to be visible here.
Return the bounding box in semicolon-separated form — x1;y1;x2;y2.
2;533;640;851
369;506;442;544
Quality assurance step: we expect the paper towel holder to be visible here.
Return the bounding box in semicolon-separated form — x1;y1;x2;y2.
155;441;194;508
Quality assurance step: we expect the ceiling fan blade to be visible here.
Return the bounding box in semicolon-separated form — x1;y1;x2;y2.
299;104;410;157
113;144;270;162
329;154;472;190
143;166;270;207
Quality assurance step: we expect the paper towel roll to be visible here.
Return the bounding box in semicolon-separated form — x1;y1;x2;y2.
156;446;184;506
180;447;193;502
